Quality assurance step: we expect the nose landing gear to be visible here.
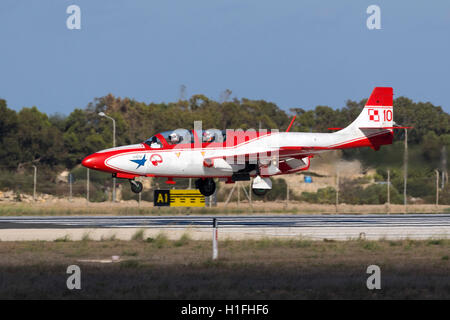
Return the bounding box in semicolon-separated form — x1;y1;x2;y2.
195;178;216;196
129;179;143;193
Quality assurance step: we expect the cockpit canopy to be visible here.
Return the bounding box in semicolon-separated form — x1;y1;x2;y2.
144;129;226;148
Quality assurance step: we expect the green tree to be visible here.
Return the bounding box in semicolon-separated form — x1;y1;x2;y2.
0;100;19;168
16;107;63;167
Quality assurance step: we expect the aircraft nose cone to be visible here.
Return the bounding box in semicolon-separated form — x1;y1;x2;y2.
82;153;103;170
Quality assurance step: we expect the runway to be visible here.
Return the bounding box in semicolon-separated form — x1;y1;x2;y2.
0;214;450;229
0;214;449;241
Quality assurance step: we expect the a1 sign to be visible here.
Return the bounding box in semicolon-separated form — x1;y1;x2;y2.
153;189;205;207
154;190;170;206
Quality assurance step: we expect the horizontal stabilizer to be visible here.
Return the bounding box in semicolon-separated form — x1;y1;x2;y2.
359;126;412;130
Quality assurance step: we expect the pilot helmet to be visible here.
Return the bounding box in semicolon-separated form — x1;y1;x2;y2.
169;132;180;143
203;130;214;142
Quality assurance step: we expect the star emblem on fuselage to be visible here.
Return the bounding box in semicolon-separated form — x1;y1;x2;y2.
130;155;146;169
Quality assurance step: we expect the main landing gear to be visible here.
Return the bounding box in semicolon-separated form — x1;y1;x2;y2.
129;179;143;193
195;178;216;197
251;176;272;197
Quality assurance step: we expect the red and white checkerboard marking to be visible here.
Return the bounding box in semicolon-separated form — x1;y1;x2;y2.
368;109;380;121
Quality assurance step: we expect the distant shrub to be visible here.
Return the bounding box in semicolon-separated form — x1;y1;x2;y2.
174;233;191;247
54;235;71;242
131;229;145;241
427;239;444;246
299;178;404;205
299;187;336;204
154;233;169;248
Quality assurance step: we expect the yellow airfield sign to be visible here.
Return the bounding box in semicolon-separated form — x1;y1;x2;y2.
170;189;205;207
154;189;205;207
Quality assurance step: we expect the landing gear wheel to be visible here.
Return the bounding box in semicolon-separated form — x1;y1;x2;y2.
130;180;143;193
252;188;268;196
196;178;216;196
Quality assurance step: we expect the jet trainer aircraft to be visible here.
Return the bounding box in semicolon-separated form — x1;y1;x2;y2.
82;87;398;197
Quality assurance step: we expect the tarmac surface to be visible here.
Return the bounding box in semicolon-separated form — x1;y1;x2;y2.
0;214;449;229
0;214;449;241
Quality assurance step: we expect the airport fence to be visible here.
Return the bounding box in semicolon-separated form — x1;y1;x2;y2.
0;165;449;206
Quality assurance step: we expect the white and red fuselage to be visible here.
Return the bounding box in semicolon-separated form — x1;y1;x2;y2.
82;87;396;194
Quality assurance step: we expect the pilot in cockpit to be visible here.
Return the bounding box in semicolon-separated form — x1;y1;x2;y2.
202;130;215;143
168;132;180;144
149;136;162;148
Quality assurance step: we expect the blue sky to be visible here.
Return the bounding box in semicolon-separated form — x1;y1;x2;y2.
1;0;449;114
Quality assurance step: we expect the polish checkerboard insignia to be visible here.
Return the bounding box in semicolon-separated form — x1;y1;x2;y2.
368;109;380;121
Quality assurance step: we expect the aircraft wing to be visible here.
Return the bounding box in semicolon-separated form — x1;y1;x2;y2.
203;147;313;174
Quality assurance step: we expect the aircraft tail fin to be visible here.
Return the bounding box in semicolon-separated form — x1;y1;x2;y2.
341;87;393;132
